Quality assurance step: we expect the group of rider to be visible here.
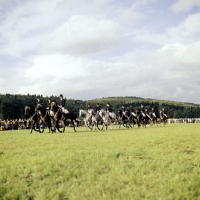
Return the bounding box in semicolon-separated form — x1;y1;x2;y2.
87;102;166;119
36;95;166;119
36;94;67;114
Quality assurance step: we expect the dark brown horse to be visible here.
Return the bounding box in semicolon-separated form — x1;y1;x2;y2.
159;110;168;126
24;105;40;133
149;112;158;127
35;103;54;133
50;101;77;133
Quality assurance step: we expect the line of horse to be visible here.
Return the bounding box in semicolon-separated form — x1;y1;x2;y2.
79;108;168;131
25;102;168;134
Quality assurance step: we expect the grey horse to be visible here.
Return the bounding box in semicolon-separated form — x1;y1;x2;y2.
79;109;101;131
79;109;92;130
98;109;117;130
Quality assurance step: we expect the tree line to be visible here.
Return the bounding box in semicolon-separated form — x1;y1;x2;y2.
0;94;200;120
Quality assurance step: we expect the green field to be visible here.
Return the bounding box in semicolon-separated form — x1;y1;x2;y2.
0;124;200;200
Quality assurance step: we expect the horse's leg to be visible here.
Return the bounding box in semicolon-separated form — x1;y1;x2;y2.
41;122;45;133
101;121;105;130
71;119;76;132
137;119;141;128
56;120;62;133
96;121;100;130
62;120;66;133
30;121;35;133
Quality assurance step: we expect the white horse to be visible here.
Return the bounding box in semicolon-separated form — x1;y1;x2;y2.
98;109;117;130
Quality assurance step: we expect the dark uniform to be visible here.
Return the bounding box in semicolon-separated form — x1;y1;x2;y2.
129;105;134;112
152;108;156;118
106;102;112;112
87;103;92;111
95;103;101;112
121;105;126;112
59;95;66;107
140;104;146;117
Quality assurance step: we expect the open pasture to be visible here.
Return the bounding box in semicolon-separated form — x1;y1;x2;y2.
0;124;200;200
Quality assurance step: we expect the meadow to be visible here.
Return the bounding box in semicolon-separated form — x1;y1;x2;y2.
0;123;200;200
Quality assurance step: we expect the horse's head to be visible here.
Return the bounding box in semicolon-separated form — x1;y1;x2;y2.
35;103;42;111
79;109;82;117
24;106;30;115
50;101;57;112
88;109;95;116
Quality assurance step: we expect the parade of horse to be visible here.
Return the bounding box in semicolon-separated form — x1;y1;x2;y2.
21;94;168;134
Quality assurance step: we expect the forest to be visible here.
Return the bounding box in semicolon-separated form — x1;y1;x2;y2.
0;93;200;120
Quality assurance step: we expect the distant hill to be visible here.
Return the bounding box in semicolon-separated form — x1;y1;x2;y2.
86;96;200;108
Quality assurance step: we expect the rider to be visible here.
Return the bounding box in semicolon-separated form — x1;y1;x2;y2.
59;94;68;114
140;104;146;117
152;108;157;118
129;105;134;113
87;103;92;111
87;103;93;116
162;108;167;117
46;98;54;117
106;102;113;119
46;98;52;110
106;102;112;112
95;103;101;112
121;105;127;116
144;108;150;118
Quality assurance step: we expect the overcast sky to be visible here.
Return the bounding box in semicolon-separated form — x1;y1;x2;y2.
0;0;200;103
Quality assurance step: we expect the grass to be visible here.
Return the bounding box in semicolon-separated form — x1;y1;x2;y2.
0;124;200;200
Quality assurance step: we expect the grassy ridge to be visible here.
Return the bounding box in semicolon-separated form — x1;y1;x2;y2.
0;124;200;200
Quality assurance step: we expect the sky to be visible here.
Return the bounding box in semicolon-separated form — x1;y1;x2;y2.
0;0;200;104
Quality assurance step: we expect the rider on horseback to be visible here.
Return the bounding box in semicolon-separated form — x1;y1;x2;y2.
87;103;92;111
106;102;113;119
58;94;68;114
140;104;146;117
129;105;134;112
152;108;157;118
95;103;101;112
46;98;52;110
106;102;112;112
162;108;167;118
46;98;54;118
144;108;150;119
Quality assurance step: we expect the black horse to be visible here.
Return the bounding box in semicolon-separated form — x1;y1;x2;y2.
118;110;130;128
50;101;77;133
136;109;151;128
24;105;40;133
125;109;138;127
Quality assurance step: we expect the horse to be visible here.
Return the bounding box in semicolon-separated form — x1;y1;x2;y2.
24;105;40;133
35;103;54;133
98;109;117;130
128;110;138;127
50;101;77;133
136;109;151;128
159;110;168;126
79;109;93;131
149;112;158;127
118;110;130;128
86;109;102;130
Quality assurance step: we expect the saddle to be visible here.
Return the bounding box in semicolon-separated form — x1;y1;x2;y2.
58;106;69;114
